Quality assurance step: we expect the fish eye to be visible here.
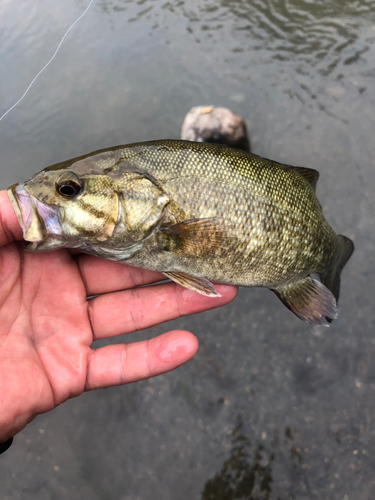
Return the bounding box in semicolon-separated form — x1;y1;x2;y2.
56;172;82;198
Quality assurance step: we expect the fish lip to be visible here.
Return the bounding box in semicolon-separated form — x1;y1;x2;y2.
7;184;62;245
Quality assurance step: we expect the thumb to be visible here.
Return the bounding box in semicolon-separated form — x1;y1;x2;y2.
0;190;23;246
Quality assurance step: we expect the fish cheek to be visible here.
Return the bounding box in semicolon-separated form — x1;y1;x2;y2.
60;192;118;241
96;193;119;241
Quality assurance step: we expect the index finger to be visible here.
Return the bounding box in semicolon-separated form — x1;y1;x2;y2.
78;255;166;295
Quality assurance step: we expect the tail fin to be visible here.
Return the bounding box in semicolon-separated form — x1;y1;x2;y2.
272;234;354;326
320;234;354;306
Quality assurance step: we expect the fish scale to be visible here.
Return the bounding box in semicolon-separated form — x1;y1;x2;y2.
7;140;353;326
118;143;327;281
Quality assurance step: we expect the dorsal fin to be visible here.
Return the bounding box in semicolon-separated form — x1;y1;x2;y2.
291;166;320;193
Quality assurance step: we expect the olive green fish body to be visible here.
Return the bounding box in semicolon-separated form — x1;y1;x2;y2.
88;141;338;289
7;140;354;326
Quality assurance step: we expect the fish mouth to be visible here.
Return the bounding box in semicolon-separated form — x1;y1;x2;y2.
7;184;62;251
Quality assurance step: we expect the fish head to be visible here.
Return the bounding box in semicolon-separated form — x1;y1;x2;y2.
7;166;119;252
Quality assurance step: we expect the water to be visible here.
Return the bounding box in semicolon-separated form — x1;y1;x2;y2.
1;1;375;498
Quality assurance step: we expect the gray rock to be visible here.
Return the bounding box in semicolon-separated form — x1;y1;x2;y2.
181;106;250;152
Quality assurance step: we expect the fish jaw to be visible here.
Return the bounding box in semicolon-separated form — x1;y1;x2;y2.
7;184;62;250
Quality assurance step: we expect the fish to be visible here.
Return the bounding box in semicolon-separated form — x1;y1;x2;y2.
7;139;354;326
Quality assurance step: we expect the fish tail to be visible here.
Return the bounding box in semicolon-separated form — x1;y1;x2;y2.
272;234;354;326
320;234;354;306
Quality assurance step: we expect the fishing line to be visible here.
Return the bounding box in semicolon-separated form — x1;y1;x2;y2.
0;0;95;122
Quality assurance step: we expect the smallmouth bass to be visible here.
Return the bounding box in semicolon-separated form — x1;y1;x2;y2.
7;140;354;326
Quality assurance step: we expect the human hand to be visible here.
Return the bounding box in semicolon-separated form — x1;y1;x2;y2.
0;190;237;442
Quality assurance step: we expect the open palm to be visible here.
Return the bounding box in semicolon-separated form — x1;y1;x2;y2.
0;192;237;441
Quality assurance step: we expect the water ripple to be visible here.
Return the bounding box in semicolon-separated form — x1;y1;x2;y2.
100;0;375;71
81;0;375;120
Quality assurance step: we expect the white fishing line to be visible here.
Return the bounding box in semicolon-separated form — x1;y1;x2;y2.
0;0;95;122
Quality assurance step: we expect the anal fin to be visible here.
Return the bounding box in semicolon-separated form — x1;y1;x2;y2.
163;271;221;298
272;277;338;327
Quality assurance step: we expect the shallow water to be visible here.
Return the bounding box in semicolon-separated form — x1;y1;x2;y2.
1;1;375;498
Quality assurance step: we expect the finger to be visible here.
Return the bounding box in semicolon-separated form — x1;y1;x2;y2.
85;329;198;390
0;191;23;246
77;255;165;295
88;281;238;340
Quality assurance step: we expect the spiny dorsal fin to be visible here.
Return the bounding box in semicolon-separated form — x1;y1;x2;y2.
163;271;221;297
272;276;338;326
292;166;320;193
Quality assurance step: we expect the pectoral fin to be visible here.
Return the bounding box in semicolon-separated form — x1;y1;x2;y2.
159;218;228;258
163;271;221;298
272;277;338;326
